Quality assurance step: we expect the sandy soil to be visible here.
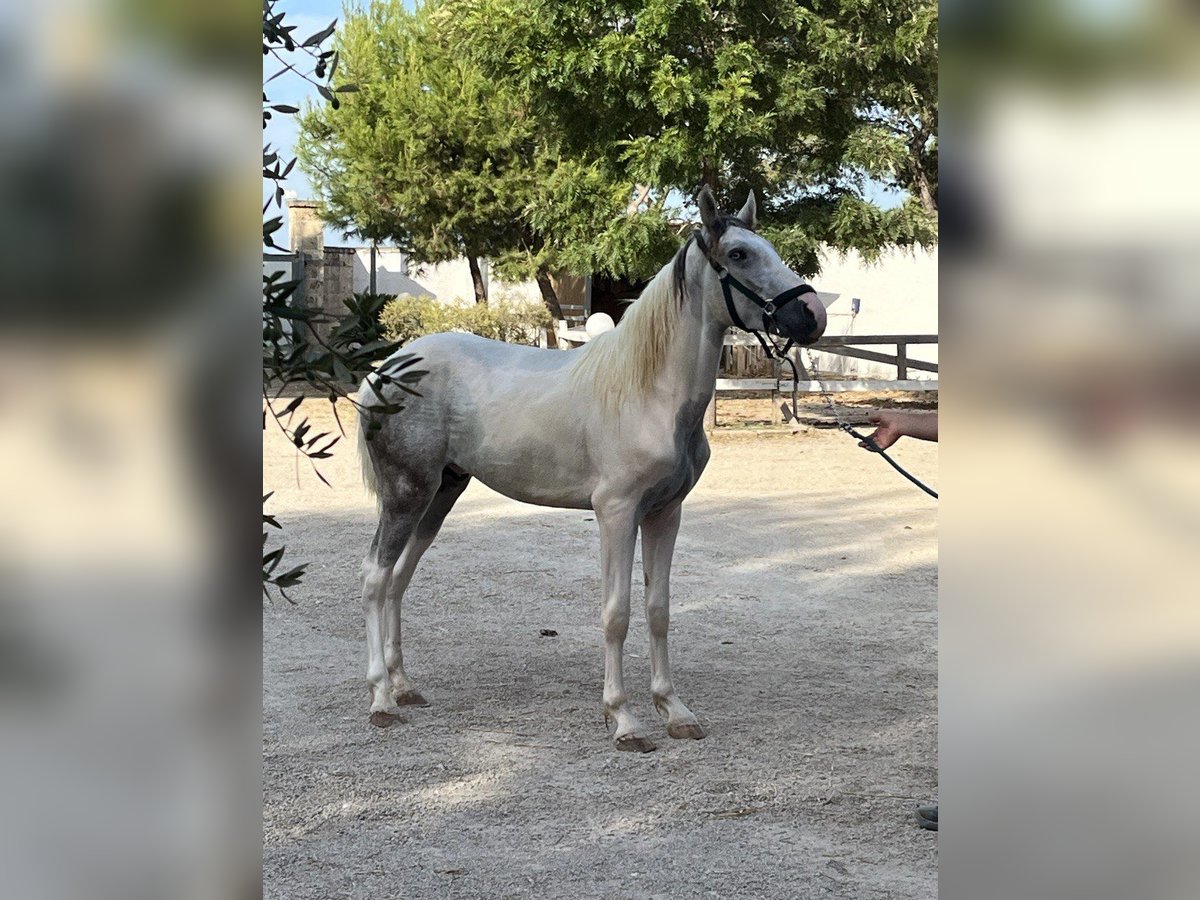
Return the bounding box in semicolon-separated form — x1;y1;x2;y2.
264;399;938;899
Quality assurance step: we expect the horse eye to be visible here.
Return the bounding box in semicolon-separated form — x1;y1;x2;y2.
728;249;746;262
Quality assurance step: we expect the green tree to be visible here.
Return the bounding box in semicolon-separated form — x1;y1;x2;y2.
299;1;555;309
452;0;938;275
297;1;689;318
298;0;936;304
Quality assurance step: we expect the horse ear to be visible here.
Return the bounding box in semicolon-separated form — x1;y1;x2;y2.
737;191;757;229
697;186;721;232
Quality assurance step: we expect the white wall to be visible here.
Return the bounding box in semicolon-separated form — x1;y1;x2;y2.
350;248;423;296
806;246;938;380
359;254;542;306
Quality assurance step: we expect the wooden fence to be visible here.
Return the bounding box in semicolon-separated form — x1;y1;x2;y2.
708;333;938;428
722;333;936;380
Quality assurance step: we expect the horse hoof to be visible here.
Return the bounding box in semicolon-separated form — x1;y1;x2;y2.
615;734;656;753
393;690;429;707
667;722;707;740
369;710;403;728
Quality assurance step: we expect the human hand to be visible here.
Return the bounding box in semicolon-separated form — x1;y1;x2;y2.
858;410;938;450
859;411;904;451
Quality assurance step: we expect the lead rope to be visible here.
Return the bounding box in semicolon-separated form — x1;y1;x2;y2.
794;347;939;500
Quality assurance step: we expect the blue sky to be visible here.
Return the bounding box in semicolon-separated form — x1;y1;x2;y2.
265;0;905;250
263;0;350;245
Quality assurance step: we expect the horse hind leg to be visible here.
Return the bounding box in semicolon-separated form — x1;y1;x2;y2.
381;466;471;709
362;479;439;727
362;518;413;727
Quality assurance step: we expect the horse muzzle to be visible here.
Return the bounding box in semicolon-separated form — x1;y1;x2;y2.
769;289;826;345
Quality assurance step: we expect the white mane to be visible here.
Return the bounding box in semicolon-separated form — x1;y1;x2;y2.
568;256;684;407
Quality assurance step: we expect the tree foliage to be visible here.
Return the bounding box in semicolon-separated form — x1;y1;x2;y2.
298;0;688;302
297;1;565;304
298;0;937;290
451;0;938;274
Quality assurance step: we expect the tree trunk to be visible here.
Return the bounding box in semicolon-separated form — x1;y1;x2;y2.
369;242;377;295
536;270;563;348
910;136;937;215
468;255;487;305
912;163;937;215
535;270;564;320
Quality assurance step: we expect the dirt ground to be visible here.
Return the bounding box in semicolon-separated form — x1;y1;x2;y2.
714;390;937;429
264;398;938;900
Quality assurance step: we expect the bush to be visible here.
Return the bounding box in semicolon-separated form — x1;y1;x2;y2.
380;294;552;347
377;295;454;345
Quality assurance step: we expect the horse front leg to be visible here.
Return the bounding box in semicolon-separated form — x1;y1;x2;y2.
641;501;705;740
596;501;654;752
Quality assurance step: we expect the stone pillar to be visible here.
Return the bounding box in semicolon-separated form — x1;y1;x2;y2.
287;199;324;257
287;199;325;346
322;248;355;316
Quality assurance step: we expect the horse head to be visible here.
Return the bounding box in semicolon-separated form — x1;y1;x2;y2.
693;186;827;346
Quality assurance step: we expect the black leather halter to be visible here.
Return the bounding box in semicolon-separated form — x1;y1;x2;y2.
693;226;817;361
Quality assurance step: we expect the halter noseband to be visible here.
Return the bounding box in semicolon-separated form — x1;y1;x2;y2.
693;225;817;361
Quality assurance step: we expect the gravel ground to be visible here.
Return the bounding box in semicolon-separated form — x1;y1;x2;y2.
264;400;938;899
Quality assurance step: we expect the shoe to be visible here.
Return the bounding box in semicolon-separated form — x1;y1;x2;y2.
915;804;938;831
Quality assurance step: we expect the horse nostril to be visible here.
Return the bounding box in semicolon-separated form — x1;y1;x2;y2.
802;307;819;335
806;308;826;342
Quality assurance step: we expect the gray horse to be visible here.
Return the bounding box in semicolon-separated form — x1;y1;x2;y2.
356;188;826;751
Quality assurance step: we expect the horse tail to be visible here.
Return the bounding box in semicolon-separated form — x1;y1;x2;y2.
355;378;380;503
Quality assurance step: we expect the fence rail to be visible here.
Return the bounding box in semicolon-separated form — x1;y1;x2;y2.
716;378;937;393
807;333;937;381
